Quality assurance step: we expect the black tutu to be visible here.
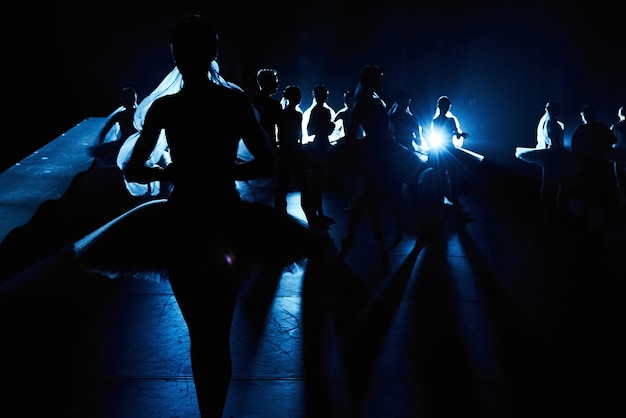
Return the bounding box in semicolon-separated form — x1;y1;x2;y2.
73;199;171;281
327;138;430;183
73;197;324;282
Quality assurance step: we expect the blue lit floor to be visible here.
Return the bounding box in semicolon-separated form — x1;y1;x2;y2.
1;123;625;417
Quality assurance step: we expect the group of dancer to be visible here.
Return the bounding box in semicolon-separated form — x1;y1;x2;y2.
79;12;488;417
516;102;625;227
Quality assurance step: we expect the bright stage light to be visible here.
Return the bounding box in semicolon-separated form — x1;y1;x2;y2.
427;130;443;150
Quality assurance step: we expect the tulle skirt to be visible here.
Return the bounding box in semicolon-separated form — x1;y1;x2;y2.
516;147;571;186
327;138;429;183
515;147;566;167
74;197;323;282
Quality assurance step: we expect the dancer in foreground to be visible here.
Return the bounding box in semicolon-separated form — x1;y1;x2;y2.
79;14;338;417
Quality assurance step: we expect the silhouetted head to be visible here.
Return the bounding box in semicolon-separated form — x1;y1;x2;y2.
437;95;451;112
580;105;596;124
313;84;328;103
359;65;383;91
283;85;301;104
256;68;279;92
170;14;218;79
120;87;137;108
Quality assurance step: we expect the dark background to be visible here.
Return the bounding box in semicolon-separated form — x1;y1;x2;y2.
3;0;623;173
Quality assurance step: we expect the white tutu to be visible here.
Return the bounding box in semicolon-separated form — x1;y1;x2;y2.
515;146;567;167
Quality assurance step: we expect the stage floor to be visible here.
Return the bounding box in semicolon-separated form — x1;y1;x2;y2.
1;121;625;417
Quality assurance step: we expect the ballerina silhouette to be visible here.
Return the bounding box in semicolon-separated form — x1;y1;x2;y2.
75;14;339;417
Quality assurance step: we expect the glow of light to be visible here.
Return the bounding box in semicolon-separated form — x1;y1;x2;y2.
427;130;443;150
458;146;485;162
224;251;236;266
423;116;485;163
